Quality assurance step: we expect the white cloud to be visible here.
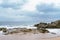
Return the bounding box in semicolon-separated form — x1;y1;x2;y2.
0;0;60;24
0;0;3;4
22;0;41;11
21;0;60;11
0;0;60;11
7;0;25;4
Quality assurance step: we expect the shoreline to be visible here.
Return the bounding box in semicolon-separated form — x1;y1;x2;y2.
0;33;60;40
0;26;60;40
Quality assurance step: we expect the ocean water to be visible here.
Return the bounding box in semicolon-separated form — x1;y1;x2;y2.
0;22;23;26
47;29;60;34
0;21;34;29
0;21;33;26
0;29;60;38
0;22;60;37
0;25;60;38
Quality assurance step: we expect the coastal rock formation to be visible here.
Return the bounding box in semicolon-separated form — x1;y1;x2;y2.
34;20;60;28
38;29;49;33
34;20;60;33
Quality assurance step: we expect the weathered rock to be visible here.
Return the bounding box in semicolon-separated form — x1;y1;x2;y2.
38;29;49;33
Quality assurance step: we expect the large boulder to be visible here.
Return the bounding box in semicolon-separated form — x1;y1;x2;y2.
34;22;47;30
38;28;49;33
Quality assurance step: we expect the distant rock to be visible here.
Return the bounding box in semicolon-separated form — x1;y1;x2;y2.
34;20;60;28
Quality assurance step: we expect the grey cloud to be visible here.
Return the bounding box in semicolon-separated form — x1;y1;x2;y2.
36;3;60;12
0;0;27;9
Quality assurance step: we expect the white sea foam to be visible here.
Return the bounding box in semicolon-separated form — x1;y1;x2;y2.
0;25;60;35
0;25;37;29
47;29;60;34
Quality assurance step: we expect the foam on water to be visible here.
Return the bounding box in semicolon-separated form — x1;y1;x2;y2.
47;29;60;34
0;31;3;35
0;25;37;29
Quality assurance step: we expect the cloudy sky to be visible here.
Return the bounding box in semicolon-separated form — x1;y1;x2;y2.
0;0;60;25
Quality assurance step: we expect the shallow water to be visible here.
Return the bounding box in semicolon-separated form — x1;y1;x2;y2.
47;29;60;34
0;29;60;38
0;31;3;35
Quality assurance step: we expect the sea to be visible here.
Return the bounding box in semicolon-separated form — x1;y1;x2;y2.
0;21;60;37
0;21;34;29
0;21;31;26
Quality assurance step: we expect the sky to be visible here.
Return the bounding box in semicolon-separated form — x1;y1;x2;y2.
0;0;60;25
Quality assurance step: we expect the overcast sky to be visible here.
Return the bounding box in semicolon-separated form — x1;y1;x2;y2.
0;0;60;25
